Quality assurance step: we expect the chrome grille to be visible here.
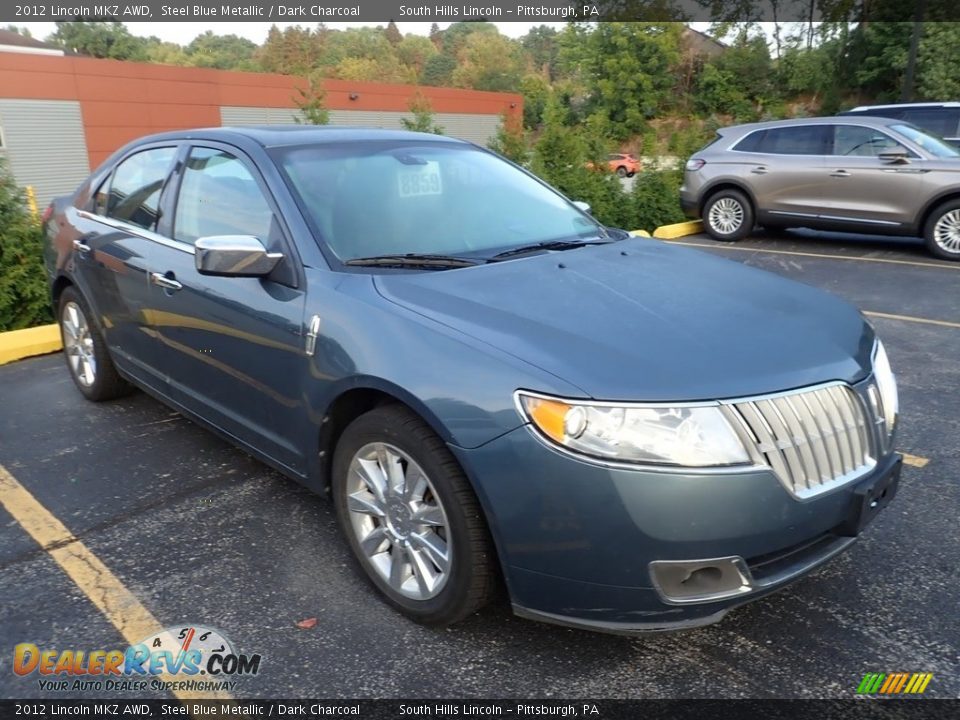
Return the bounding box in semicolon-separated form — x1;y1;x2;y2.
722;383;875;499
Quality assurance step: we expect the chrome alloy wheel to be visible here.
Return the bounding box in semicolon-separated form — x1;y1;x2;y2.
346;442;451;600
62;301;97;387
933;209;960;254
708;197;745;235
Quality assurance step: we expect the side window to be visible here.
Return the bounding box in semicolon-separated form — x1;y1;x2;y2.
174;147;274;246
106;147;176;232
757;126;827;155
902;108;960;138
92;176;110;216
830;125;906;157
733;130;766;153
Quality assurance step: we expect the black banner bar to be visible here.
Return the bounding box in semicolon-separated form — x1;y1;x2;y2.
0;700;956;720
4;0;960;23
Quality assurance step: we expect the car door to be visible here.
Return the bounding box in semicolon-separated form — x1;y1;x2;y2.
732;124;828;221
145;143;309;475
822;124;927;228
66;144;179;394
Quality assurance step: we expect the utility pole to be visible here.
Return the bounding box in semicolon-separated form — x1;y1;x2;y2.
901;4;926;102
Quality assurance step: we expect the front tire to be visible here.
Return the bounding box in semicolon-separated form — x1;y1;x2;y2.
923;200;960;261
332;404;497;626
616;166;628;178
58;286;131;402
703;189;754;242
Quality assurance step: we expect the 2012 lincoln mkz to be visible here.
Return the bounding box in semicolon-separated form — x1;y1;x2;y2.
42;126;902;634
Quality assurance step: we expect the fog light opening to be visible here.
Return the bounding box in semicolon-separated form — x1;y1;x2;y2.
681;566;724;590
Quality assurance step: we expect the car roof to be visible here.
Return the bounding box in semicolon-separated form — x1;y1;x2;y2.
845;102;960;112
127;125;470;148
721;115;903;135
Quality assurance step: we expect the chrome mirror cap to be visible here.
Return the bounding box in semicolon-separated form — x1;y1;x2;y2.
194;235;283;277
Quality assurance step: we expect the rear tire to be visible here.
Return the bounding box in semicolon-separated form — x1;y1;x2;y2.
703;189;754;242
58;286;131;402
332;404;498;626
616;166;628;178
923;200;960;261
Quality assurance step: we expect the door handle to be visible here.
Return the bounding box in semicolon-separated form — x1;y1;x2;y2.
751;166;768;175
72;239;91;254
150;272;183;291
830;170;851;178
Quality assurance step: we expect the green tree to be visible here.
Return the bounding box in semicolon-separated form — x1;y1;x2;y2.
521;25;559;79
397;35;439;80
519;74;550;129
0;160;51;331
185;31;257;70
294;74;330;125
256;24;329;76
47;21;147;60
4;25;32;38
451;32;524;92
421;53;456;87
400;92;444;134
384;21;402;47
916;23;960;100
559;23;681;138
487;112;528;165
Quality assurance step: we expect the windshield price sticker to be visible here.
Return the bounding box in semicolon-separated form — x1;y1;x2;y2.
398;162;442;198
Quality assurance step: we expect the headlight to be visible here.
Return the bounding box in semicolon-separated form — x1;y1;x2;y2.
516;392;751;467
873;339;898;431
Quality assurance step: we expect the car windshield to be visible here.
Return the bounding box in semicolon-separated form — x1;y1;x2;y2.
892;123;960;158
274;141;603;262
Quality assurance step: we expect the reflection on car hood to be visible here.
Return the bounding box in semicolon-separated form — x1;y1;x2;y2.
374;239;874;402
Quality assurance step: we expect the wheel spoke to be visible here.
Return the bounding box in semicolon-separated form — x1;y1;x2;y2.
347;491;385;518
354;458;387;503
377;445;406;496
358;525;389;557
407;547;436;595
410;531;449;574
81;356;95;386
388;545;409;590
411;503;444;527
402;466;428;502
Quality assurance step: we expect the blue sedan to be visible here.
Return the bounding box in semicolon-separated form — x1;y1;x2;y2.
43;126;902;634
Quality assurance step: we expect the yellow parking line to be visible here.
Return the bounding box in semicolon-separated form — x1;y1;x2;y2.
666;240;960;271
863;310;960;330
901;453;930;469
0;464;233;703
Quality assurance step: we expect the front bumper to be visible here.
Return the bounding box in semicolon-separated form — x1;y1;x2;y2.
452;425;901;634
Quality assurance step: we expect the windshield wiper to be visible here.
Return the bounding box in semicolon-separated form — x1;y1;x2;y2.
344;253;480;269
489;238;613;261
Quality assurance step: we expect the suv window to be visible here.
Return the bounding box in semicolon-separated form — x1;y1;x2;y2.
830;125;908;157
901;108;960;138
106;147;176;231
734;126;827;155
174;147;275;246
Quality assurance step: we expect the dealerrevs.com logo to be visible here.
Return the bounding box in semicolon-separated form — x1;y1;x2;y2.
13;625;262;693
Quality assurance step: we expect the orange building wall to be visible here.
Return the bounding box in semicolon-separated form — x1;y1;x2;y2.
0;53;522;169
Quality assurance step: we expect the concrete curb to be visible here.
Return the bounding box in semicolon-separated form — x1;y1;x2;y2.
653;220;703;239
0;324;62;366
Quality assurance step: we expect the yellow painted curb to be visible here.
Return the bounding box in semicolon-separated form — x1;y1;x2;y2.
653;220;703;239
0;324;62;366
629;229;651;237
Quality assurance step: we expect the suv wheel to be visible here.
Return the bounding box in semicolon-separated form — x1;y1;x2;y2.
703;189;754;242
332;404;497;626
616;166;628;178
58;286;131;401
924;201;960;261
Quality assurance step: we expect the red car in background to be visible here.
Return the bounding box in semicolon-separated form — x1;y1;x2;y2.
588;153;640;178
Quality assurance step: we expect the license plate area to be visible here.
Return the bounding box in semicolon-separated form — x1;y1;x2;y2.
839;457;902;537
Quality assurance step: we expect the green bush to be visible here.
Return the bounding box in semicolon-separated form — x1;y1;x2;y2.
627;169;686;231
0;160;52;331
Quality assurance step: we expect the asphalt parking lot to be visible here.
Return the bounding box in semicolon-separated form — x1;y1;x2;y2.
1;228;958;700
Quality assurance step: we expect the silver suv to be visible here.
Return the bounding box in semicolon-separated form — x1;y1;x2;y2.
680;116;960;260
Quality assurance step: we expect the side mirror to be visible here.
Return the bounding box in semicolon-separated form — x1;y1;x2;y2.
573;200;592;214
194;235;283;277
879;147;910;164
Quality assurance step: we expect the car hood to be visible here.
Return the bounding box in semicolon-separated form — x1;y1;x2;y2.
373;239;875;402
